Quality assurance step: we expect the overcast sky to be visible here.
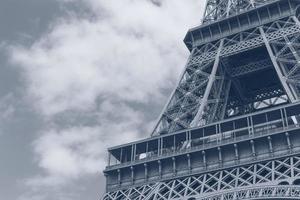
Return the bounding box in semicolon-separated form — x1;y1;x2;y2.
0;0;205;199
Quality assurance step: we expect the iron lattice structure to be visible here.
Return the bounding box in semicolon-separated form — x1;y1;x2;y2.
102;0;300;200
104;156;300;200
152;0;300;136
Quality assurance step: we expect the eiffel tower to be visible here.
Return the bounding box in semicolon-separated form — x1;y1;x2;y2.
102;0;300;199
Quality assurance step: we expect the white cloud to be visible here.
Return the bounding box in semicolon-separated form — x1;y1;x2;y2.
9;0;206;199
34;103;143;179
11;0;204;117
0;93;16;134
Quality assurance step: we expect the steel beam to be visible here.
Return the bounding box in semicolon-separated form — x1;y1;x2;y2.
259;26;297;102
191;39;224;127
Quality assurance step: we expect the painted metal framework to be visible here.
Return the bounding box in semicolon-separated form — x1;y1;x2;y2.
203;0;277;24
152;0;300;136
102;0;300;199
103;156;300;200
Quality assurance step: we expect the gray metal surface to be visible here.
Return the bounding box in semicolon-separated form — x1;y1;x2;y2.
102;0;300;199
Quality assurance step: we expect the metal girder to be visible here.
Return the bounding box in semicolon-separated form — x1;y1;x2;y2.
259;26;298;102
151;39;224;135
229;59;272;77
191;39;225;127
102;156;300;200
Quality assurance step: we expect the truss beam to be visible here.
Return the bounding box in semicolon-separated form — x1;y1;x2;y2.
103;156;300;200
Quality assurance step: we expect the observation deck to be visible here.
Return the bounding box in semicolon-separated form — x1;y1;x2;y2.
184;0;300;51
104;102;300;192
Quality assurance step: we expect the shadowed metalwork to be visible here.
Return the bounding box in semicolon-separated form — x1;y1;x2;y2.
102;0;300;199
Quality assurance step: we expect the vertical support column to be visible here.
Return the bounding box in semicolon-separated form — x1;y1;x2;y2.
249;115;254;135
285;132;293;153
259;27;297;102
268;136;273;156
131;166;134;184
172;157;176;176
291;157;295;178
144;163;148;182
130;146;134;162
218;147;222;167
158;160;162;178
157;139;160;156
247;116;252;136
271;161;275;181
187;153;191;173
191;39;225;127
188;130;192;148
280;108;286;128
253;164;257;184
250;140;256;160
146;142;149;155
173;136;176;153
161;137;164;155
283;108;289;128
133;144;136;161
120;148;123;163
234;143;239;164
202;150;207;169
117;169;121;185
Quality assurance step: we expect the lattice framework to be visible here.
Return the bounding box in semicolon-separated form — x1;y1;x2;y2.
103;156;300;200
203;0;277;23
152;16;300;136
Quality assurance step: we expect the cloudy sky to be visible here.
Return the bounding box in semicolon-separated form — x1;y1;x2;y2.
0;0;205;199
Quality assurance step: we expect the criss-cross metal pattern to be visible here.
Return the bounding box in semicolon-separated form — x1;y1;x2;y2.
152;15;300;136
203;0;277;24
102;156;300;200
200;185;300;200
102;1;300;200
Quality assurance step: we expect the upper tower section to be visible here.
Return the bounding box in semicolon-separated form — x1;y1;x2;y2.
203;0;276;24
184;0;281;51
151;0;300;136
